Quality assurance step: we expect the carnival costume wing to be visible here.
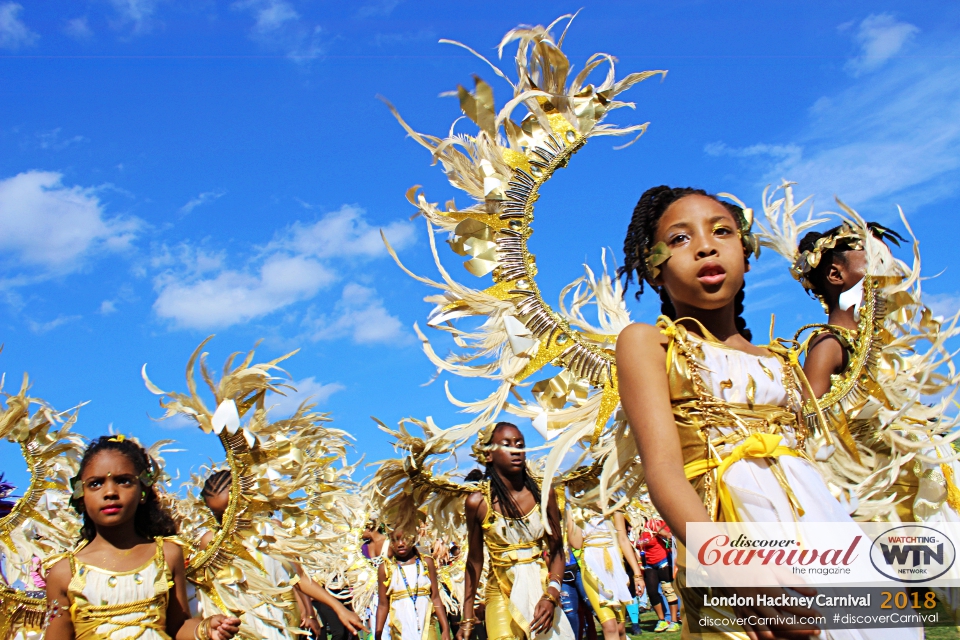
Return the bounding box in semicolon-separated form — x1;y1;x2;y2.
755;181;960;519
383;16;661;513
0;376;84;638
144;338;358;638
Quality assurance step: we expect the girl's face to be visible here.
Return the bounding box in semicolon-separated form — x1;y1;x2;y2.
80;449;144;529
487;424;525;475
654;195;748;313
391;529;417;558
203;488;230;524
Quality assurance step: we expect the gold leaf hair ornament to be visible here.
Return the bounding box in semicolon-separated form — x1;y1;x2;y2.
717;192;761;260
469;422;497;461
642;241;671;284
792;222;863;292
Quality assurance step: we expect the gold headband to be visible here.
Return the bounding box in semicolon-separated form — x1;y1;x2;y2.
792;222;863;293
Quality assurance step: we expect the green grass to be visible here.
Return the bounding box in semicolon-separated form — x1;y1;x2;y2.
624;610;682;638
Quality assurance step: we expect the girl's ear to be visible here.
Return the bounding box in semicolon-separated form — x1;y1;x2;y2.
826;263;844;286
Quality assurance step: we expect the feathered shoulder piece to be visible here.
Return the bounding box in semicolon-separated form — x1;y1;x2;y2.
369;417;481;544
381;15;660;516
143;338;357;625
0;374;84;638
756;182;960;517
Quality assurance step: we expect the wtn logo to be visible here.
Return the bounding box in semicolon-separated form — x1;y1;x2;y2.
880;542;943;567
870;525;956;583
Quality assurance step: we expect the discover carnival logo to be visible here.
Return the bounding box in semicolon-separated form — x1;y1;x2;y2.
697;533;861;575
869;525;956;583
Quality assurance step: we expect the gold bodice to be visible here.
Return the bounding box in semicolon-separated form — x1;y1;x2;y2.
659;318;810;521
68;538;172;640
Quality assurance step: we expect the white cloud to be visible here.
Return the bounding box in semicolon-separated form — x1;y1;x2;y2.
108;0;159;35
373;30;433;48
64;17;93;41
99;299;118;315
266;376;345;417
233;0;327;61
265;204;416;258
152;205;414;334
180;190;225;215
155;413;195;430
926;292;960;320
357;0;402;19
305;283;407;344
153;254;335;329
36;128;88;151
0;171;140;279
845;14;919;76
710;35;960;216
27;314;81;334
0;3;38;50
704;142;802;163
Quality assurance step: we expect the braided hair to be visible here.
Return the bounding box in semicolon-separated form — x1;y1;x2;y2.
483;422;540;520
72;436;178;542
201;469;232;498
619;185;753;341
797;222;903;304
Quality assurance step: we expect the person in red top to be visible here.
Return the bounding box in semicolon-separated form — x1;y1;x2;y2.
635;520;679;633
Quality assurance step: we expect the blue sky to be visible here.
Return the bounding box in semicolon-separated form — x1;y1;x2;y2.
2;0;960;491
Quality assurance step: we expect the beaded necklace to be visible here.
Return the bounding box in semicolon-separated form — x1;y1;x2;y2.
395;556;423;637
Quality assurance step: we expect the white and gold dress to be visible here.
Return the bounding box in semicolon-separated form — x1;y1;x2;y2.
480;485;575;640
570;510;631;624
662;318;919;640
383;558;436;640
66;538;172;640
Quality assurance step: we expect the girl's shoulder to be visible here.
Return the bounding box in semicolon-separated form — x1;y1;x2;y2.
161;537;186;566
616;322;670;360
45;555;73;586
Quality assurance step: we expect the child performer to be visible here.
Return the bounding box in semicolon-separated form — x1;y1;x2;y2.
565;507;641;640
43;435;241;640
199;470;366;639
375;528;451;640
458;422;575;640
615;186;918;639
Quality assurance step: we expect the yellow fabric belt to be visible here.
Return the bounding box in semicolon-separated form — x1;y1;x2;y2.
71;594;167;640
486;540;542;567
683;433;804;522
390;587;432;601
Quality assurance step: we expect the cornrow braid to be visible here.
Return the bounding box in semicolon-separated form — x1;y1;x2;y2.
619;185;753;341
201;469;232;497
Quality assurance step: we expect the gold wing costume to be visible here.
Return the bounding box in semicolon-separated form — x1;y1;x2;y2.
0;376;84;639
143;339;359;640
381;15;665;513
755;181;960;522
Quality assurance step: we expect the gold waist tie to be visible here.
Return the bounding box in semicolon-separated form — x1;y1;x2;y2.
583;536;617;572
486;540;542;567
71;595;167;640
390;587;432;601
683;433;804;522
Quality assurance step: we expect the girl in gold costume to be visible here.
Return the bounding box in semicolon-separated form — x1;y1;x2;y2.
615;186;918;639
458;422;574;640
565;507;641;640
375;527;451;640
43;435;240;640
